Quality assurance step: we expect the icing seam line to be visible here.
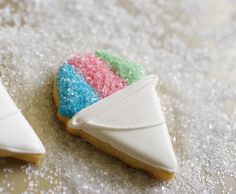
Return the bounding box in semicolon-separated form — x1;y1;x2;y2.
0;109;21;121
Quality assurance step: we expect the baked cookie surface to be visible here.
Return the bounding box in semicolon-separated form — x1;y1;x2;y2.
53;51;177;181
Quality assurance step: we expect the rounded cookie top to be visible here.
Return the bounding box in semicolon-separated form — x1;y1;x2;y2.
56;51;146;118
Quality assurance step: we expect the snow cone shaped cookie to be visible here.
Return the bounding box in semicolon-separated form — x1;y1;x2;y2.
53;51;178;181
0;82;46;163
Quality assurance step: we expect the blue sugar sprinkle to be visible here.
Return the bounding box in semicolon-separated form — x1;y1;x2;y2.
57;64;100;118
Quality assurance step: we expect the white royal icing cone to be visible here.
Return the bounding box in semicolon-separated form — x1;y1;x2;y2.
68;75;178;173
0;82;46;157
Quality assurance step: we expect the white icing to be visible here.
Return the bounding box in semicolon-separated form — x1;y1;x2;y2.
68;75;178;173
0;82;46;154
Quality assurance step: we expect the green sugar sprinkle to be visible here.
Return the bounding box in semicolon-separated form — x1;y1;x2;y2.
95;50;146;85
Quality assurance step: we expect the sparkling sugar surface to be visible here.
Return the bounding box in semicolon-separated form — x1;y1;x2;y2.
96;50;146;85
57;64;100;118
68;53;127;98
0;0;236;193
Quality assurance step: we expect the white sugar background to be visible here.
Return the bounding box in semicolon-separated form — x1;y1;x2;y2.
0;0;236;193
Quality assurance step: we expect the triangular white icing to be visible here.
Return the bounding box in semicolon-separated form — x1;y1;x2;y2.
0;82;46;154
68;75;178;172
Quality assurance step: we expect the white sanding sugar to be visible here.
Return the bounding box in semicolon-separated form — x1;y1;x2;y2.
0;0;236;193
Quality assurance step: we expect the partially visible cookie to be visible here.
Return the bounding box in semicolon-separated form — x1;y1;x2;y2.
0;82;46;164
53;51;177;181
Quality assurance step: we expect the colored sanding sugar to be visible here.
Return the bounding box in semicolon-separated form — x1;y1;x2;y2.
95;50;146;85
68;53;127;98
57;64;100;118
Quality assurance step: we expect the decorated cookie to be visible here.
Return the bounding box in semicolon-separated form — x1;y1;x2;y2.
53;51;177;181
0;81;46;163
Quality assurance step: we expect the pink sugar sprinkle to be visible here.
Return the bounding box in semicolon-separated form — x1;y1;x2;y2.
68;53;127;98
